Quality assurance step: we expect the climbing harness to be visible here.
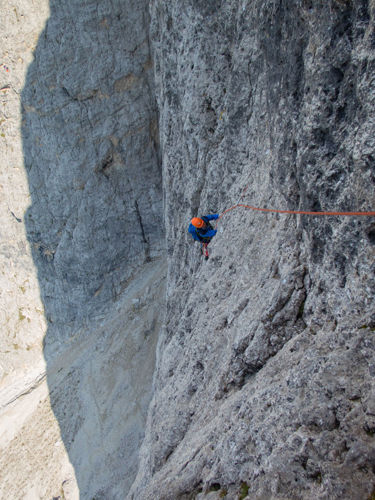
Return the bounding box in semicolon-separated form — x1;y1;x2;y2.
195;218;215;242
197;225;212;261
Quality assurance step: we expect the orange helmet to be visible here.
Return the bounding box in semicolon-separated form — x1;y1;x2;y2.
191;217;205;228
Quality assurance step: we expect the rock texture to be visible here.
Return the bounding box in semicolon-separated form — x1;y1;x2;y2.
22;0;163;341
1;0;165;498
0;258;166;499
1;0;375;499
130;1;375;499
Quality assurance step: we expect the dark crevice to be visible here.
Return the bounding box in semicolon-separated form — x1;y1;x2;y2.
62;85;98;102
96;153;113;179
8;207;22;223
367;226;375;245
134;200;148;245
135;200;151;262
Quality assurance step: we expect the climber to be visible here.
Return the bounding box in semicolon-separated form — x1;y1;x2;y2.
188;214;219;259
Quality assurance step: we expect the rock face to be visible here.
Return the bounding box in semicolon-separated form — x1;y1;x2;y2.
22;0;163;340
130;1;375;499
1;0;165;498
1;0;375;499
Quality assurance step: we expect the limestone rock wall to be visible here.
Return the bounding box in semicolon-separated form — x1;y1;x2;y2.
2;0;375;498
130;1;375;499
22;0;164;343
1;0;165;498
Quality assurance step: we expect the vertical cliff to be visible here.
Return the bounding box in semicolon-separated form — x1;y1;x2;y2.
22;0;163;340
1;0;375;499
130;1;375;499
1;0;165;498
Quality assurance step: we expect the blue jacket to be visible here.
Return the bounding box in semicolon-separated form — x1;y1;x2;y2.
188;214;219;242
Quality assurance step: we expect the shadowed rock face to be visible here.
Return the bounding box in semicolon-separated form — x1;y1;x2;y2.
22;0;163;344
18;0;165;498
130;1;375;499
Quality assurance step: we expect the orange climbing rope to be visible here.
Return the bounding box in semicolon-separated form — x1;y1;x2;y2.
218;203;375;222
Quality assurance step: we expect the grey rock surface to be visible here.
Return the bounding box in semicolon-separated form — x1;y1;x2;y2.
130;1;375;499
22;0;164;343
1;0;375;499
20;0;165;495
1;0;165;498
0;258;166;499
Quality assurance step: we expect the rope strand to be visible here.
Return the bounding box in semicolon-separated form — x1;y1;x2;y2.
218;203;375;222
